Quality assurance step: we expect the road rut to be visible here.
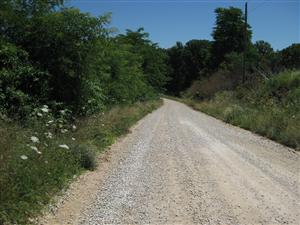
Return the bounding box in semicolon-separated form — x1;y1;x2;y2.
43;99;300;225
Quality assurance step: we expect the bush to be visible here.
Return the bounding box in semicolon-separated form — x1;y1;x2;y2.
73;144;97;171
222;105;244;122
279;44;300;69
0;99;162;224
183;70;300;150
190;71;234;99
0;40;50;118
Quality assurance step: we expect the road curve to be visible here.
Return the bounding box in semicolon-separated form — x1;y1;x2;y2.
46;99;300;225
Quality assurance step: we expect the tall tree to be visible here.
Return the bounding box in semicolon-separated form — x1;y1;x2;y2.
183;39;211;81
117;28;169;92
254;40;277;74
165;40;211;95
279;44;300;69
0;0;64;43
211;7;252;69
22;9;111;106
166;42;187;95
254;40;274;57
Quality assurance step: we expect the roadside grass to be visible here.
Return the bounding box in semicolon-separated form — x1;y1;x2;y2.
0;99;162;225
178;70;300;150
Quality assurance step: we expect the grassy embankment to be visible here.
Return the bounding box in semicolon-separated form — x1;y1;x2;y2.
181;70;300;150
0;99;162;225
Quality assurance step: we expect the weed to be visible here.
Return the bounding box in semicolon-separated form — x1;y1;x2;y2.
180;70;300;150
0;99;162;225
73;144;97;170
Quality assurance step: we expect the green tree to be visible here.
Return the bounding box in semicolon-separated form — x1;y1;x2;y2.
279;44;300;69
183;39;211;81
104;39;155;104
166;42;187;95
254;40;278;74
211;7;252;69
22;9;111;108
165;40;211;95
254;40;274;56
117;28;169;92
0;0;64;43
0;39;49;117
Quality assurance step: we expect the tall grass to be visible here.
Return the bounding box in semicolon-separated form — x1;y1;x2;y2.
0;99;162;225
182;70;300;150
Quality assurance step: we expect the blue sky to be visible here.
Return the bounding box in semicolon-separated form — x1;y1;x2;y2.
67;0;299;50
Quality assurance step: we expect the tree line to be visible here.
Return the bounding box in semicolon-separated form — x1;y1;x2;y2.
166;7;300;96
1;1;299;118
0;0;168;119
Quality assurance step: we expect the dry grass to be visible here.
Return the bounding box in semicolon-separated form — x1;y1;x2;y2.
180;70;300;150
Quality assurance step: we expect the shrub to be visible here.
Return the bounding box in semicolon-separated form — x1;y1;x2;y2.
222;105;245;123
279;44;300;69
185;70;300;150
192;71;234;99
73;144;97;171
0;40;50;118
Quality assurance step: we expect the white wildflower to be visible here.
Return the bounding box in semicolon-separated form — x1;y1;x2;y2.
20;155;28;160
41;107;49;113
47;120;54;124
43;105;48;109
71;137;76;141
44;132;53;139
61;129;68;134
59;144;70;150
37;112;43;117
72;125;77;130
30;146;42;154
30;136;39;143
59;110;66;115
101;124;105;127
30;146;38;151
45;160;48;164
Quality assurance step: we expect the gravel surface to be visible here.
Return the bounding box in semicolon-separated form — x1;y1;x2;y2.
43;99;300;225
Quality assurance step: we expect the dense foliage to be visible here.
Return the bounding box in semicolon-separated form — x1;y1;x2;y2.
166;40;212;95
1;3;298;114
0;2;299;224
166;6;300;153
0;2;166;224
166;7;300;96
182;70;300;150
0;1;165;119
0;99;162;224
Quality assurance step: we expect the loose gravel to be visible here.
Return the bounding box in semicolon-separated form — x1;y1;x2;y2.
42;99;300;225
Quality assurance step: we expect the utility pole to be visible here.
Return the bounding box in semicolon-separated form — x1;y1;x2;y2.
242;1;248;83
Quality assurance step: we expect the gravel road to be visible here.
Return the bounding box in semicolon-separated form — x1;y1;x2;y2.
44;99;300;225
